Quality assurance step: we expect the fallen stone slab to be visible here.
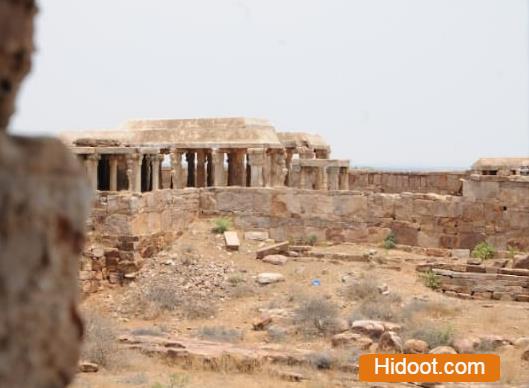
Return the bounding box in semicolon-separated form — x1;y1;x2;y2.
256;241;289;259
118;335;313;371
262;254;289;266
244;231;269;241
224;231;240;251
257;273;285;285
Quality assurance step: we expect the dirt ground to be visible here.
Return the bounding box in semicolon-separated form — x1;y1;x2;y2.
73;217;529;387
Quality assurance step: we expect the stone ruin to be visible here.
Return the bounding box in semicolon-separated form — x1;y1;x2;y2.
61;118;529;298
61;118;350;192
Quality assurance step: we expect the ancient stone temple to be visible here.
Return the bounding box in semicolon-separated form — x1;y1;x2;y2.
61;117;350;191
472;157;529;176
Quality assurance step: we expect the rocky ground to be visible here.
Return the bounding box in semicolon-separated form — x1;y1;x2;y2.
73;218;529;387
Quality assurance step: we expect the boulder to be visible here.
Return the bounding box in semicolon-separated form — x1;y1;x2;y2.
78;362;99;373
513;254;529;269
257;273;285;285
514;337;529;349
262;255;289;266
429;346;457;354
331;332;373;350
252;316;273;331
452;337;480;354
377;331;403;353
521;347;529;361
403;339;429;354
351;320;385;338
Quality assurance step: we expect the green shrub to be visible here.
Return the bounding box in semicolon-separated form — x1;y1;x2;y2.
306;234;318;246
406;324;454;349
383;231;397;249
421;270;441;290
507;245;519;259
471;242;496;261
212;217;231;234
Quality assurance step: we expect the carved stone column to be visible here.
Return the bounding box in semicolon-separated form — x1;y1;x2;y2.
84;153;100;191
339;167;349;190
170;150;184;189
271;150;287;187
144;155;152;191
285;149;294;186
211;149;226;187
196;149;206;188
126;153;142;192
228;149;245;186
151;154;163;191
316;166;328;190
186;151;196;187
247;148;265;187
328;166;340;190
109;155;118;191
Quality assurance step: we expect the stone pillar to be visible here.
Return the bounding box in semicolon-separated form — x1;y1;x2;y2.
328;166;339;190
206;151;213;186
171;150;184;189
211;149;226;186
186;151;196;187
196;149;206;188
316;166;328;190
299;166;307;189
247;148;265;187
271;150;288;187
228;149;245;186
109;155;118;191
145;155;152;191
84;153;100;191
339;167;349;190
151;154;162;191
263;151;272;187
285;149;294;186
126;153;142;192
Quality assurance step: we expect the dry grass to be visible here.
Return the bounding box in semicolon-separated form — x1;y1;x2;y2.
403;323;455;348
343;278;380;301
198;326;244;343
81;310;119;368
294;296;339;336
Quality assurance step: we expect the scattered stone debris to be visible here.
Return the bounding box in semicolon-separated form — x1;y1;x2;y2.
244;231;269;241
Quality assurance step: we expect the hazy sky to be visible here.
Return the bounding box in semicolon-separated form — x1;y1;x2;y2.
10;0;529;169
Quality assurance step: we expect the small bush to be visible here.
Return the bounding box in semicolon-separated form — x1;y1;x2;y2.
81;311;118;367
383;232;397;249
352;293;403;323
507;245;519;259
421;270;441;290
198;326;243;343
295;296;339;335
343;278;379;301
406;324;454;349
307;352;334;370
306;234;318;246
266;326;288;342
212;217;231;234
151;373;190;388
471;242;496;261
401;299;458;321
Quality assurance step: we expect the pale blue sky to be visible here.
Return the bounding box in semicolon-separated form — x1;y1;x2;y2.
11;0;529;169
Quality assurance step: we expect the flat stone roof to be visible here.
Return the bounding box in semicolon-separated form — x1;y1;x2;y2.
472;157;529;170
62;117;285;149
277;132;330;150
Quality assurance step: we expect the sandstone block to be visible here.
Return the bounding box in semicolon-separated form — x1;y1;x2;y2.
244;231;269;241
331;332;372;350
403;339;429;354
256;241;289;259
262;255;289;265
429;346;457;354
377;331;403;353
257;273;285;285
351;320;385;338
513;254;529;269
224;231;240;250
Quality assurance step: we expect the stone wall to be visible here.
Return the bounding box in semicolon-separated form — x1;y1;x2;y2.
81;189;199;293
200;184;529;250
82;176;529;293
348;170;467;195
